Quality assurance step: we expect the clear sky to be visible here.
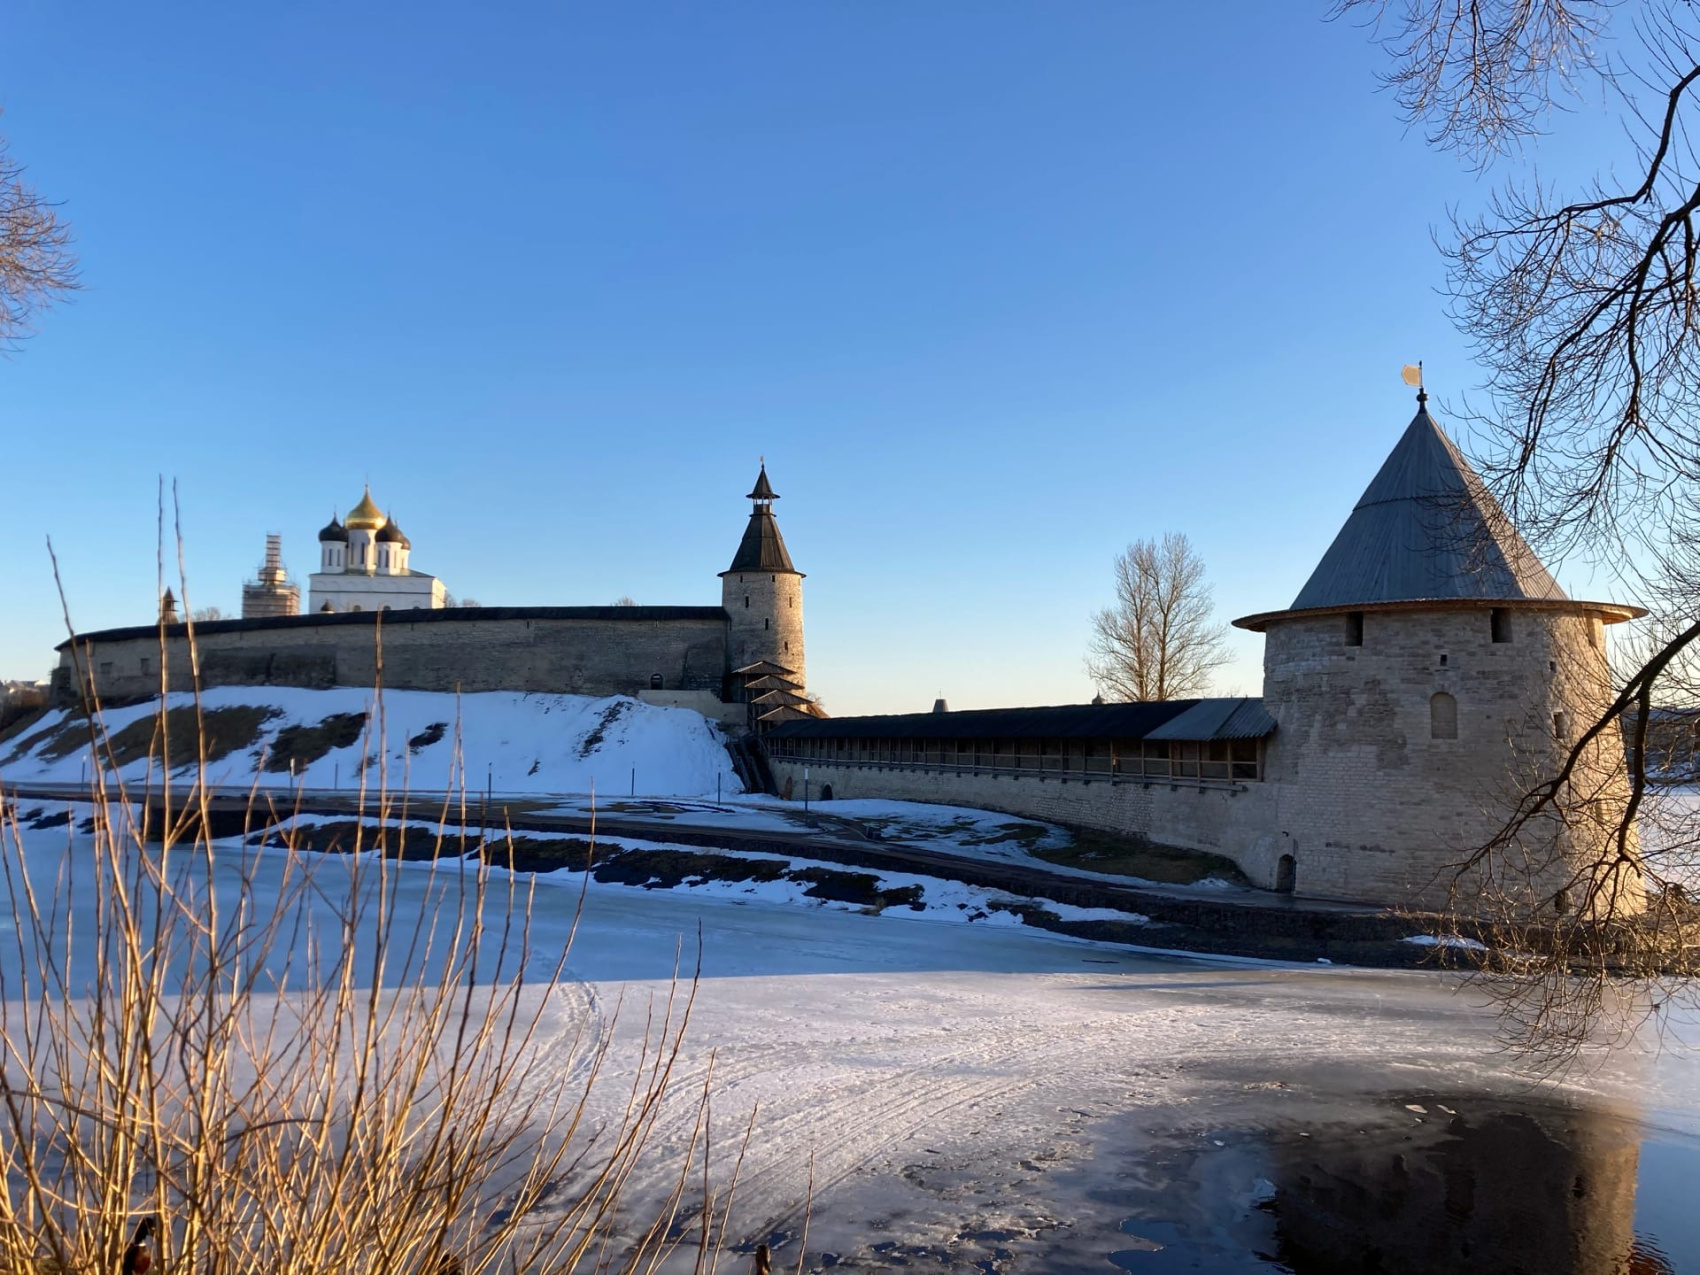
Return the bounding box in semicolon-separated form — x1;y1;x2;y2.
0;2;1635;713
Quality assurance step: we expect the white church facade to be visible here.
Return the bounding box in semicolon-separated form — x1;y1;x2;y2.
309;487;447;614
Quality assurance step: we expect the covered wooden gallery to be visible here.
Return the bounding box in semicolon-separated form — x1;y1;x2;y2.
764;697;1276;784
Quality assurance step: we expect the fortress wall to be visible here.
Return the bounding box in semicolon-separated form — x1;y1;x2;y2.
764;759;1284;885
1261;607;1636;911
56;611;731;705
637;688;747;728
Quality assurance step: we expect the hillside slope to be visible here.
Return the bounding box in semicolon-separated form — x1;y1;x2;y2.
0;687;740;797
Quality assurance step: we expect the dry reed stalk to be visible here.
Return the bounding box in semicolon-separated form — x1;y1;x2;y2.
0;527;757;1274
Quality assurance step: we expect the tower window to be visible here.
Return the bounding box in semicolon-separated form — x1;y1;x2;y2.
1430;692;1458;740
744;596;749;609
1491;608;1512;643
764;618;769;630
1345;612;1364;646
1439;653;1448;667
650;673;663;689
1553;711;1569;741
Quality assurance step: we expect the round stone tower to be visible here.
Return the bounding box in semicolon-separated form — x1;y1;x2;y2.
720;463;806;689
1234;392;1645;916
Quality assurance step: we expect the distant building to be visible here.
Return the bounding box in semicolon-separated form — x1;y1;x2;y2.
56;466;807;730
241;534;301;619
308;487;447;614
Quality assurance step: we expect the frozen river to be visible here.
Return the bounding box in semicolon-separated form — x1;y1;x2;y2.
5;820;1696;1272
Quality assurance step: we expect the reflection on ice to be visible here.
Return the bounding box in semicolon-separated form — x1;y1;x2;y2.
1112;1094;1687;1274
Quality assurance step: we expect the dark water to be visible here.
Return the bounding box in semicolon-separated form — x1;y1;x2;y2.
1096;1092;1692;1274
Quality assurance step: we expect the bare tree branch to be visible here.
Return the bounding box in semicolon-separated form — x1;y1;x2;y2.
1086;533;1230;701
0;119;77;351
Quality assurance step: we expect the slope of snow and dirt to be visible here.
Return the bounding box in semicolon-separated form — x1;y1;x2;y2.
0;686;739;798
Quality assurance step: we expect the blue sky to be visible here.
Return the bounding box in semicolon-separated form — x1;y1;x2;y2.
0;3;1635;713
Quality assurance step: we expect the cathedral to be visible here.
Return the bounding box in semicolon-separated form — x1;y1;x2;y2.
309;487;447;614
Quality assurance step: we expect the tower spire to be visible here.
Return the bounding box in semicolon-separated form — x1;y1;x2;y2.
747;461;778;507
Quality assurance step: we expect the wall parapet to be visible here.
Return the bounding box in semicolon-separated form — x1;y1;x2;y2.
777;756;1253;795
55;605;731;652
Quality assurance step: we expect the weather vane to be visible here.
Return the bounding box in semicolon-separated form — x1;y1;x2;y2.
1401;361;1426;403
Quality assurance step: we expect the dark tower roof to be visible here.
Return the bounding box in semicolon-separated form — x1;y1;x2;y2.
722;464;802;576
1234;391;1644;631
1292;395;1563;610
318;515;348;543
747;465;777;502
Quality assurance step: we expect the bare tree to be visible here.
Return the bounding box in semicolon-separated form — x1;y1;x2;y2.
1338;0;1700;1061
0;121;77;350
613;596;638;607
190;605;226;623
1086;533;1229;702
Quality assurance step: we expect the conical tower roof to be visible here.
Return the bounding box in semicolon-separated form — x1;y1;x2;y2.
1235;394;1643;631
725;507;797;573
721;464;802;575
1293;398;1563;609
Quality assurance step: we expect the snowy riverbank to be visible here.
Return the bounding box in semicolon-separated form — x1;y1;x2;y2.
4;812;1697;1269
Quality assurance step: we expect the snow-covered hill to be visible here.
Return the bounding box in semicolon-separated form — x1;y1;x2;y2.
0;687;740;798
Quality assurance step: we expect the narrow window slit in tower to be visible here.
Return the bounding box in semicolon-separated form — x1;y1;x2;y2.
1491;608;1512;643
1345;612;1364;646
1430;692;1458;740
1439;653;1447;667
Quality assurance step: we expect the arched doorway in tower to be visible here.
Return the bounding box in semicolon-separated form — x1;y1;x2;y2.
1275;854;1297;894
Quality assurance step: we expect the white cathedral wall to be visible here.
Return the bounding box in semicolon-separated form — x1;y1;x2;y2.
308;571;444;613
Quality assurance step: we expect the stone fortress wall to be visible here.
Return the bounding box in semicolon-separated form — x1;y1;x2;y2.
766;756;1285;883
54;607;732;707
1258;603;1631;908
766;601;1631;909
767;394;1647;914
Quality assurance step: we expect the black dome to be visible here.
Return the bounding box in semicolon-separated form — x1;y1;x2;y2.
318;516;348;542
375;522;410;547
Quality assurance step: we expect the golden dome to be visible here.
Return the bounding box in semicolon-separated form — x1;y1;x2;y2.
345;486;387;532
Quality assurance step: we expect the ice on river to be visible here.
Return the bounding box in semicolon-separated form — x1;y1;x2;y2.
5;816;1697;1270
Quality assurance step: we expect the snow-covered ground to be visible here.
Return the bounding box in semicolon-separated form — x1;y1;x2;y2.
5;814;1696;1269
0;686;739;798
3;690;1270;894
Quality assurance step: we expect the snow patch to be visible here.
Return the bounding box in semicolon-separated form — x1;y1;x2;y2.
1;687;740;798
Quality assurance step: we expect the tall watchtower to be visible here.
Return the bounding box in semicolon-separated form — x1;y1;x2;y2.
1234;391;1644;915
720;464;806;689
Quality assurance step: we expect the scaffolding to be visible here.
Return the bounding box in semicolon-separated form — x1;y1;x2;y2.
241;534;301;618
